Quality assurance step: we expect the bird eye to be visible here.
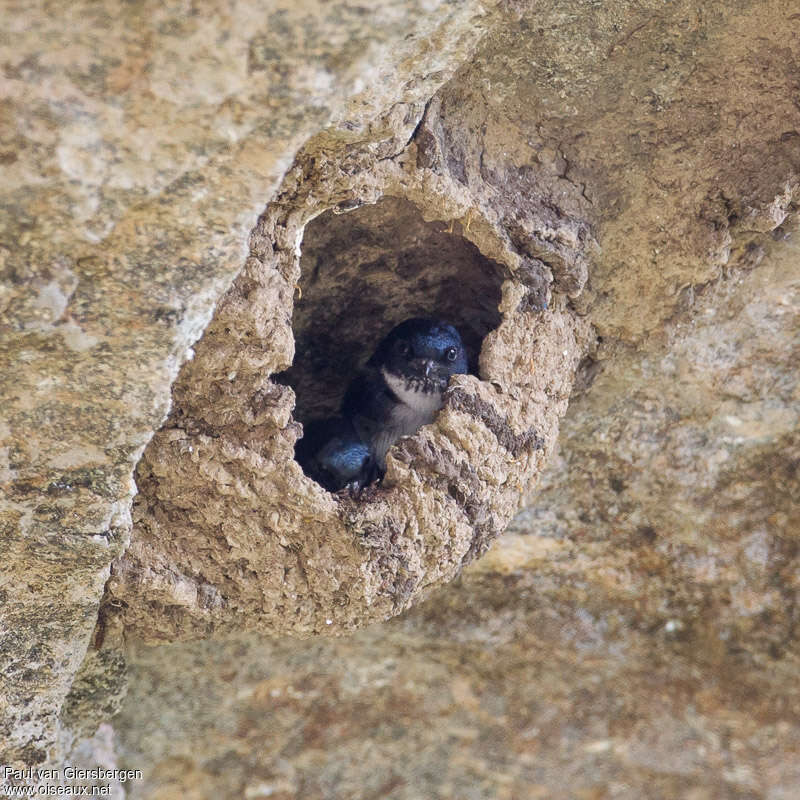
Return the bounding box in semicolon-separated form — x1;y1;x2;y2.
395;340;412;358
445;346;458;362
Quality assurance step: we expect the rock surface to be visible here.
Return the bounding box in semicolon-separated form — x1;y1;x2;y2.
0;0;496;769
1;0;799;797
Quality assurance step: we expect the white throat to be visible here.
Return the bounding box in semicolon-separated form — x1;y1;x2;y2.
382;368;443;417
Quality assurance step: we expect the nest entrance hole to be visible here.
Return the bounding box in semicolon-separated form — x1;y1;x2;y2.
280;196;504;426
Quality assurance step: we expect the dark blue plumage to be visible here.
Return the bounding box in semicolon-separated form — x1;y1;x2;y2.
296;317;468;492
295;416;373;492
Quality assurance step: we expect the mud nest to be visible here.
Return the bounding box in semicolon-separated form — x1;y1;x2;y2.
109;152;590;642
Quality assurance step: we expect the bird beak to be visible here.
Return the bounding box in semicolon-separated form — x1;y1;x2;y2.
423;360;435;377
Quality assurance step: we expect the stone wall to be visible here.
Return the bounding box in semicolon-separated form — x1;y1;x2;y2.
1;0;798;796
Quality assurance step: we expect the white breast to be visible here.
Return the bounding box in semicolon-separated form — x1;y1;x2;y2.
374;368;444;467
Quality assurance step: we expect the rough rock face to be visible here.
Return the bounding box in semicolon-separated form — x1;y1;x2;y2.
2;0;799;797
0;0;497;769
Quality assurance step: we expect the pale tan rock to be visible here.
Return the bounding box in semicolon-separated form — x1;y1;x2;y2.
3;0;800;796
103;1;799;797
0;0;498;768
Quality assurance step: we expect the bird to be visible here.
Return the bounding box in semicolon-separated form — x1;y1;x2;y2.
296;318;468;493
343;317;468;476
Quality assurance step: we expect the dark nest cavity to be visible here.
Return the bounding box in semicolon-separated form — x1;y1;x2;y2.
279;196;504;427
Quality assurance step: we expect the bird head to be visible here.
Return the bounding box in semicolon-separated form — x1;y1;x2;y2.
369;317;468;394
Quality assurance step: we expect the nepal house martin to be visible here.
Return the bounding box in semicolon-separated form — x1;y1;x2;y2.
296;317;468;492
